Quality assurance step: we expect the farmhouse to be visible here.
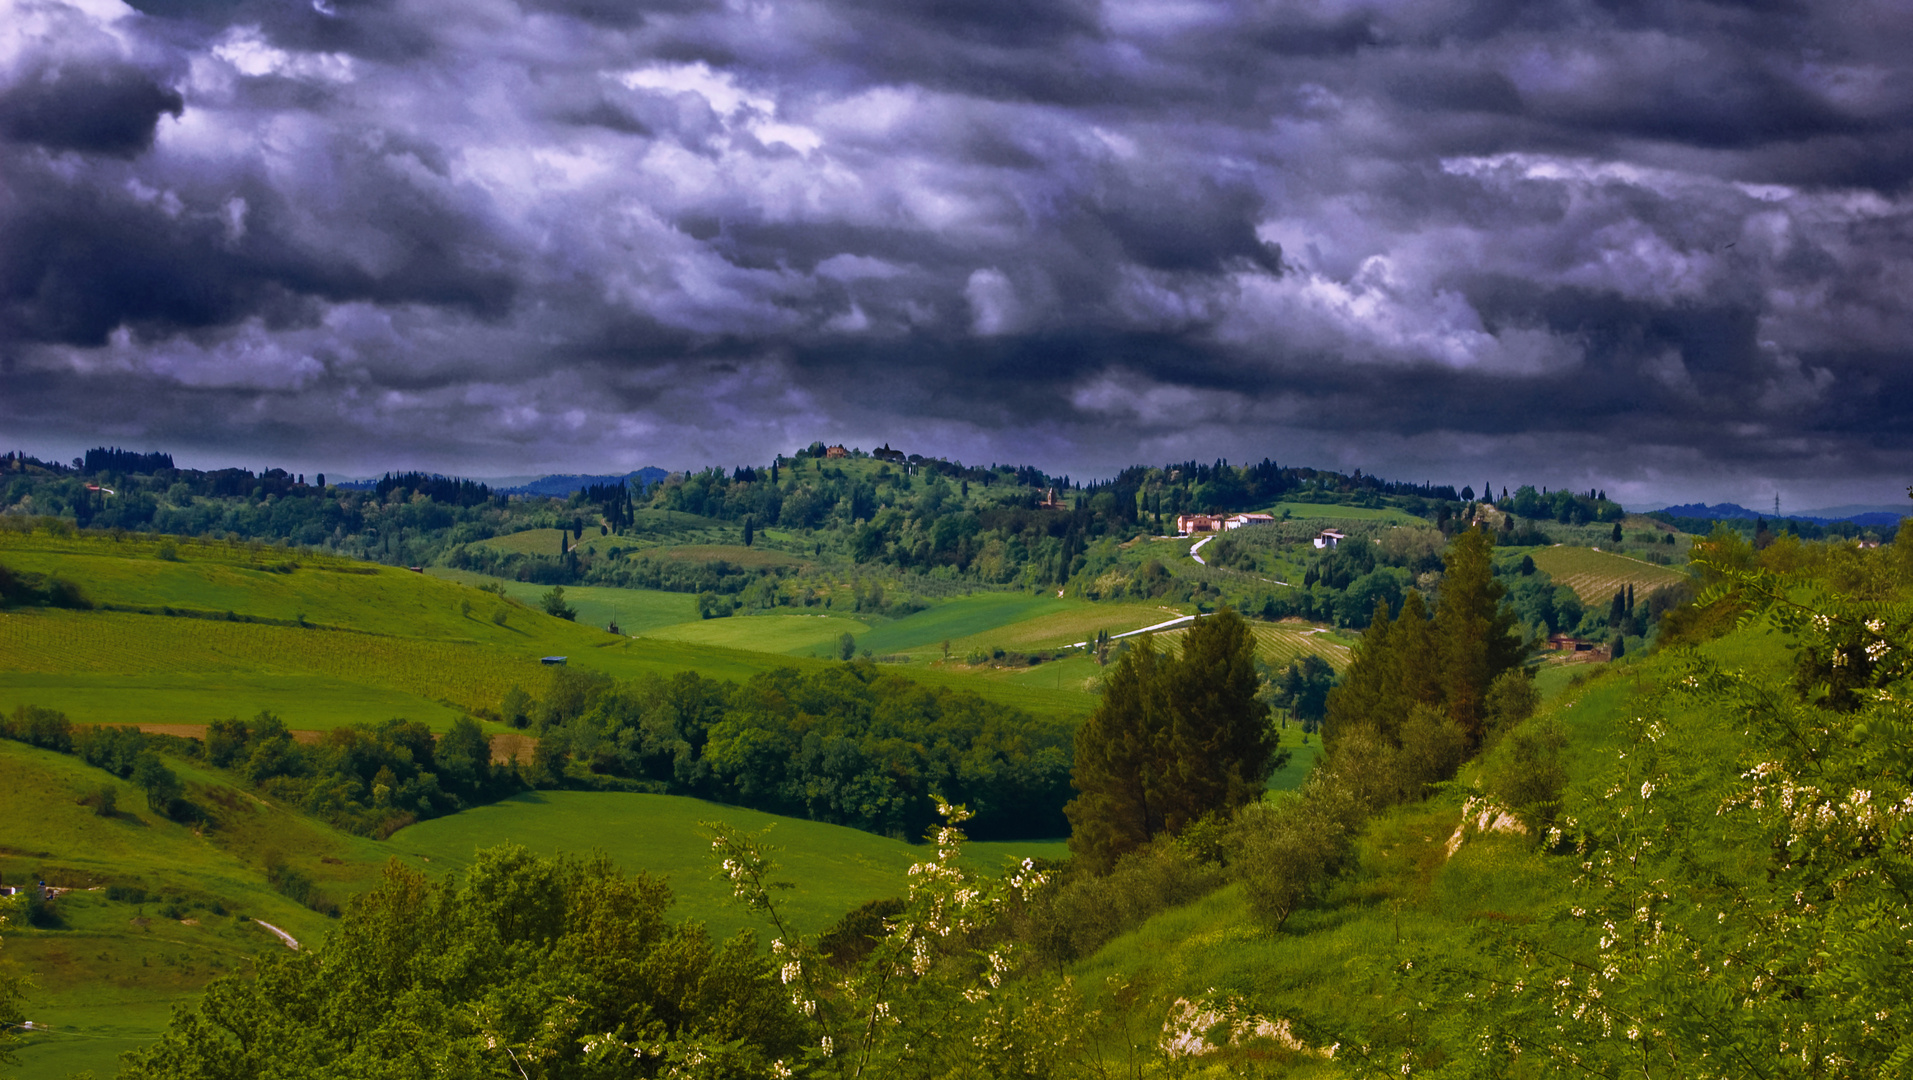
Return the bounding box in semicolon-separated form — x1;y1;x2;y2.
1176;513;1222;535
824;445;849;459
1224;513;1275;530
1312;529;1345;549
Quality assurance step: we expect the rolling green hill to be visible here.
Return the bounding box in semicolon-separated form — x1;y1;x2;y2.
384;791;1068;940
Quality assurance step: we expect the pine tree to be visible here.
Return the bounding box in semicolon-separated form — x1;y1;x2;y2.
1432;528;1526;748
1065;642;1166;869
1066;610;1277;869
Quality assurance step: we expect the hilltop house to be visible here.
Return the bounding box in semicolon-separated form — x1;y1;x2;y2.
824;445;849;459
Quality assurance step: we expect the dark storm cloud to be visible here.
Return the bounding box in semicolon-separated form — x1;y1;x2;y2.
3;0;1913;505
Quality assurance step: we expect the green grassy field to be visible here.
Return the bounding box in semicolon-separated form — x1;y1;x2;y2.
850;592;1071;656
428;569;698;634
0;739;420;1079
1526;544;1688;605
644;611;871;654
0;533;1101;732
384;791;1068;942
0;671;469;734
1257;501;1427;524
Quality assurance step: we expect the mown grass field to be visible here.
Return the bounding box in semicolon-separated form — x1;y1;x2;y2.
1526;544;1688;605
385;791;1068;941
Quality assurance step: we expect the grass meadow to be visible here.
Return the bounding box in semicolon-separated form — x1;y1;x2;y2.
385;791;1068;941
0;739;418;1079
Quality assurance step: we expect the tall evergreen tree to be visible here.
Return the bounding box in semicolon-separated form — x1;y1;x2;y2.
1067;611;1277;869
1431;527;1526;748
1064;642;1167;869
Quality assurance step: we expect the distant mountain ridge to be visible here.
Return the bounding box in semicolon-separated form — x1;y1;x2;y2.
1653;502;1906;528
500;468;670;497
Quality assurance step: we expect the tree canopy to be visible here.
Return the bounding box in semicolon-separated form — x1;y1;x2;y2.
1065;609;1279;869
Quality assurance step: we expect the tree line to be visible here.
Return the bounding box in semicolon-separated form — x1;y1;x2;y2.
503;661;1074;841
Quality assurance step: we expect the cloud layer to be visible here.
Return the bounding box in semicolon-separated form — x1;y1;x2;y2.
3;0;1911;506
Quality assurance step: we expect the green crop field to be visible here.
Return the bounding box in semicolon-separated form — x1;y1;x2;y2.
644;611;870;654
850;592;1070;656
472;527;571;556
936;601;1188;657
1149;621;1356;671
383;791;1068;940
0;671;468;734
1257;501;1427;523
428;569;698;634
1527;544;1688;605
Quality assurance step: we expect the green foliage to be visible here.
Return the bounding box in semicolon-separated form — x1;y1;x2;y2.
132;752;184;813
1233;775;1362;930
708;805;1096;1079
1368;563;1913;1077
525;663;1074;840
119;847;810;1080
0;559;92;609
538;583;576;620
1066;609;1279;869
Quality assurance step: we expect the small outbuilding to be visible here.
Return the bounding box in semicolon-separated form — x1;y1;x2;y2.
540;656;568;665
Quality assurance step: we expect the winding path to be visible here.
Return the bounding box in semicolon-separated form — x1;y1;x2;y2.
1188;535;1214;564
254;920;300;950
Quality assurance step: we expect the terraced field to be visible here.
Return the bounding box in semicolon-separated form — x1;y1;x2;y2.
1148;621;1356;671
1527;545;1688;605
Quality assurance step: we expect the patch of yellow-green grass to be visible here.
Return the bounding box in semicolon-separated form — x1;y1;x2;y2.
640;544;806;569
1266;721;1323;791
1257;501;1427;524
472;527;571;557
428;569;698;634
1527;545;1687;605
385;791;1068;939
0;740;414;1080
644;612;871;654
852;592;1069;657
0;608;569;717
0;671;471;734
0;529;597;647
939;601;1188;657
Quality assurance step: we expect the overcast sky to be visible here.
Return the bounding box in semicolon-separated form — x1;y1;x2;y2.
3;0;1911;509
